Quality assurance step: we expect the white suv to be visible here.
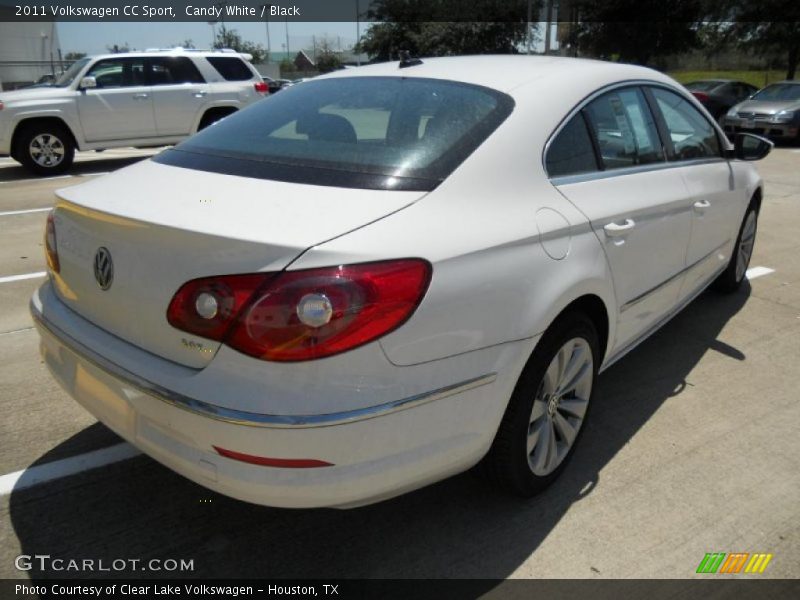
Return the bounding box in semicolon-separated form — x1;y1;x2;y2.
0;49;268;175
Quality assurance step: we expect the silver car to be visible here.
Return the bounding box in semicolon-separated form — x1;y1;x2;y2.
722;81;800;142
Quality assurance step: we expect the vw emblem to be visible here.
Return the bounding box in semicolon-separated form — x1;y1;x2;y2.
93;247;114;290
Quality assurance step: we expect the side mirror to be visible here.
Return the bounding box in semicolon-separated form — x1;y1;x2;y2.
79;76;97;90
734;133;773;161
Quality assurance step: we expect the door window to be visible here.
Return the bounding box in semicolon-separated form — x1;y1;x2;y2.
650;88;721;161
148;57;205;85
85;58;146;88
546;114;599;177
583;88;664;170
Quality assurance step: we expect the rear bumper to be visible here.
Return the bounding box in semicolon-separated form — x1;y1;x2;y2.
32;281;532;508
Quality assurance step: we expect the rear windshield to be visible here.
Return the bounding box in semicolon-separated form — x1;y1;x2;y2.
205;56;253;81
155;76;514;191
685;81;723;92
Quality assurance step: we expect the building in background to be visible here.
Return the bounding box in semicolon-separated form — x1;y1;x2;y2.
0;21;62;90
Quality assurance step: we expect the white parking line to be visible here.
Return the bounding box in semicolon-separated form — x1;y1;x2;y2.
746;266;775;280
0;443;141;496
0;207;51;217
0;271;46;284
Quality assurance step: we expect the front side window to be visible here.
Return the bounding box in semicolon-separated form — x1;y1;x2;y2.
650;87;720;161
55;57;90;87
85;58;146;88
546;114;598;178
156;76;514;191
583;88;664;170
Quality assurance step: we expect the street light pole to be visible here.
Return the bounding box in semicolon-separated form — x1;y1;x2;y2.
285;17;290;59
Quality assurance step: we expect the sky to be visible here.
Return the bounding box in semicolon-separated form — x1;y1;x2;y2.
59;21;363;55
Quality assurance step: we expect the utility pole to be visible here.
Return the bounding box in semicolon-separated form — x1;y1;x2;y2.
544;0;554;55
355;0;361;66
261;4;272;58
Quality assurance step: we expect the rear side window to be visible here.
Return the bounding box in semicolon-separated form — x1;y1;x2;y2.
546;114;598;177
149;57;204;85
584;88;664;170
650;88;720;160
205;56;253;81
155;76;514;191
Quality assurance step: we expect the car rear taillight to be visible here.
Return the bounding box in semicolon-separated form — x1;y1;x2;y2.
692;91;710;103
0;101;4;111
44;210;59;273
254;81;268;94
167;259;431;362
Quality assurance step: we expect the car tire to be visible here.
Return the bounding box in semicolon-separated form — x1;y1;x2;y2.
713;204;758;293
14;122;75;175
481;312;599;497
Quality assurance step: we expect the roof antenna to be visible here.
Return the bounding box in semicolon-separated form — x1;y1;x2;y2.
398;50;423;69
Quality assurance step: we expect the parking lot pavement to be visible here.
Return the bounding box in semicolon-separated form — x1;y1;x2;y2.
0;148;798;580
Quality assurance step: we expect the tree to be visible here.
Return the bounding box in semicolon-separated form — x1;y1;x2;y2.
106;43;130;54
358;0;538;61
714;0;799;80
315;38;342;73
213;28;267;63
567;0;705;68
176;39;196;49
64;52;86;61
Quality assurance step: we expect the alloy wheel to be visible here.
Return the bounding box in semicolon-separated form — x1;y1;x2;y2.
527;337;593;476
735;211;757;282
29;134;66;168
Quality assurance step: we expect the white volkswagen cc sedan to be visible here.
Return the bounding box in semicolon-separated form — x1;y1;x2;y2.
31;56;770;508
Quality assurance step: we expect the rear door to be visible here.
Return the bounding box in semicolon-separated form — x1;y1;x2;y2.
147;56;209;136
77;57;157;141
548;86;693;353
646;86;742;301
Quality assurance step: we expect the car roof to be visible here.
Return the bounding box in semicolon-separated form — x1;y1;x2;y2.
85;49;251;61
317;55;677;95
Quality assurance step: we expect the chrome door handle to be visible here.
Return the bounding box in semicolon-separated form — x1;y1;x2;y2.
193;91;208;98
132;93;149;100
693;200;711;211
603;219;636;237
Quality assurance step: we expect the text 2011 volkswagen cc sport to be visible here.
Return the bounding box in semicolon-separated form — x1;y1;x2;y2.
32;56;771;508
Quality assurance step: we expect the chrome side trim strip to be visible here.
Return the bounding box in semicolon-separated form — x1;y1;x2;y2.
31;304;496;429
550;158;726;187
619;240;730;313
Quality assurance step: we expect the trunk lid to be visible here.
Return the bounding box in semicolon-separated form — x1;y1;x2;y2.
51;159;423;368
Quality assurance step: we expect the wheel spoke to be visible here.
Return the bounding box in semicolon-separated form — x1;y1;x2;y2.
527;421;542;455
530;398;546;423
557;344;583;391
531;420;552;472
553;412;578;446
557;397;588;419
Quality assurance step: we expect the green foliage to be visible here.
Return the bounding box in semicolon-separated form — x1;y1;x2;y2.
106;44;130;54
279;59;295;76
568;0;704;68
668;69;786;88
213;28;267;63
358;0;538;60
64;52;86;61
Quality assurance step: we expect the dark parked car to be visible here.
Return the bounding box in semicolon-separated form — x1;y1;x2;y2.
684;79;759;120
